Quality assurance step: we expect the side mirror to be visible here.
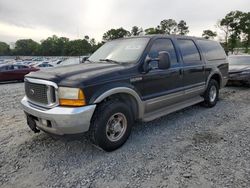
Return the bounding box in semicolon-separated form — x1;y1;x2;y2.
158;51;171;70
143;51;171;73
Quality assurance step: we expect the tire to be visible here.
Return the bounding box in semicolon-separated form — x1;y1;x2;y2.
203;79;219;108
89;100;133;151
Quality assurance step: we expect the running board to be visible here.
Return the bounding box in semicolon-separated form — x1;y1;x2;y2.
142;96;204;122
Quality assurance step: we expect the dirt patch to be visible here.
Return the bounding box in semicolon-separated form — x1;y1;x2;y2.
192;132;223;145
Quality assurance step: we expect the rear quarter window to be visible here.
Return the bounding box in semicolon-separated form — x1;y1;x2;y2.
197;40;226;61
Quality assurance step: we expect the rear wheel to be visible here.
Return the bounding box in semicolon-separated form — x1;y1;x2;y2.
203;79;219;108
89;100;133;151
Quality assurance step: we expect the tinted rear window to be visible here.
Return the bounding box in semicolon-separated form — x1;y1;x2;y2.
177;39;201;62
197;40;226;61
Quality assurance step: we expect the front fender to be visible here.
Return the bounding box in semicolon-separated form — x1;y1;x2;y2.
89;83;144;119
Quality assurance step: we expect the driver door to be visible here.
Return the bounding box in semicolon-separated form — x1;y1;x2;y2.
141;38;183;112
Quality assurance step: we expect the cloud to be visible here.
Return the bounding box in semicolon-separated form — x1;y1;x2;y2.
0;0;249;43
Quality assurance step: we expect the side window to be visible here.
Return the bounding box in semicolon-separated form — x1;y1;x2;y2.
197;40;226;61
13;65;20;70
8;65;14;70
19;65;28;69
148;38;178;68
177;39;201;62
0;66;8;71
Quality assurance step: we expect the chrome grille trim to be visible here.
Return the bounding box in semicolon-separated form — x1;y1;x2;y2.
25;82;48;104
24;78;59;108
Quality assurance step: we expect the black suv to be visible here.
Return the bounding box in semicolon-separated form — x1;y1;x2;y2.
21;35;228;151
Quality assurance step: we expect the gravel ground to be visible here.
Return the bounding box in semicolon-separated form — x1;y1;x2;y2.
0;82;250;188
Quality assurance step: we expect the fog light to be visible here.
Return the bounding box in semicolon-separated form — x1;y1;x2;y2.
41;119;47;125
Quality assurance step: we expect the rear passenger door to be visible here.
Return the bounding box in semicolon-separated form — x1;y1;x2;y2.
176;39;205;94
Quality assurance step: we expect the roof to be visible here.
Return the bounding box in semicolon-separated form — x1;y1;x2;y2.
119;34;211;41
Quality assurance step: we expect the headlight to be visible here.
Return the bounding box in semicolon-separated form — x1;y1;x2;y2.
58;87;86;107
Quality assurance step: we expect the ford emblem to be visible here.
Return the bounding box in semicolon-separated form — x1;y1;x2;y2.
30;89;35;95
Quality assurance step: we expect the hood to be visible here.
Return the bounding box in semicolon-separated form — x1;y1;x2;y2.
26;62;124;85
229;65;250;73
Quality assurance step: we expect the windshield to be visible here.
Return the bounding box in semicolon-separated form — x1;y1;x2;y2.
89;38;149;64
228;56;250;65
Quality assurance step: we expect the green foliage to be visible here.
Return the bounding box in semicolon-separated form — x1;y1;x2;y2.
0;42;10;56
240;12;250;53
177;20;189;35
144;27;163;35
202;30;217;39
40;35;69;56
219;10;249;53
160;19;178;34
131;26;143;36
65;39;92;56
145;19;189;35
14;39;40;56
103;28;130;41
89;39;104;53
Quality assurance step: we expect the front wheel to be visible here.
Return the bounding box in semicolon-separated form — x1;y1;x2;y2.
89;100;133;151
203;79;219;108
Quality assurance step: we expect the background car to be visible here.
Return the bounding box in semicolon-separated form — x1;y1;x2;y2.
34;62;54;68
0;64;39;82
228;55;250;85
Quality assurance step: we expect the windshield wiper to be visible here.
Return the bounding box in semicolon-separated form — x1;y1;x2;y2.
99;59;121;65
85;59;94;63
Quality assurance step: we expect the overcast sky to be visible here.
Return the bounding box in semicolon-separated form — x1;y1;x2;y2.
0;0;249;43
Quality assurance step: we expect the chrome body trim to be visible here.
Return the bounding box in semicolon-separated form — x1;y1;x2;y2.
144;84;205;114
21;96;96;135
25;77;58;89
143;96;204;122
93;85;206;120
25;78;59;108
184;85;205;94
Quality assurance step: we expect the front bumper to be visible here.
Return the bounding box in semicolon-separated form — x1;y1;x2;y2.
21;96;96;135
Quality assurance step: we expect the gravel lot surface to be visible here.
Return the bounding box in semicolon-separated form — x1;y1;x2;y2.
0;82;250;188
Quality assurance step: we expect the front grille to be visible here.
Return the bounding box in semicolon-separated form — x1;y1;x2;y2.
25;81;48;105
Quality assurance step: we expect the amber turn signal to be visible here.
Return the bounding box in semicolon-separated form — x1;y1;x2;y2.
58;87;86;107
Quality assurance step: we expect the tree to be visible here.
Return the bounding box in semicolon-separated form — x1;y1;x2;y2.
131;26;143;36
144;27;163;35
14;39;40;56
240;12;250;53
216;20;230;54
159;19;178;34
103;28;130;41
202;30;217;39
40;35;69;56
177;20;189;35
65;39;91;56
0;42;10;56
89;38;103;53
220;11;244;53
